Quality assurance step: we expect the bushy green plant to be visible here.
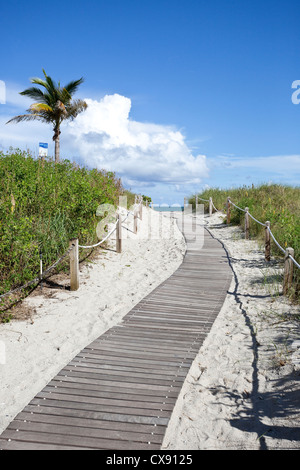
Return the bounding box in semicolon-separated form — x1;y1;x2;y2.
191;184;300;301
0;149;136;309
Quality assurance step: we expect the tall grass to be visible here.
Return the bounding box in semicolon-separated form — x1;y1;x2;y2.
190;184;300;301
0;149;134;307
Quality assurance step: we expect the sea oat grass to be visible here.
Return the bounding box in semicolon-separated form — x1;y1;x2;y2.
190;184;300;302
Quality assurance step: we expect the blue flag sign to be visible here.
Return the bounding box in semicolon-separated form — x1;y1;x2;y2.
39;142;48;157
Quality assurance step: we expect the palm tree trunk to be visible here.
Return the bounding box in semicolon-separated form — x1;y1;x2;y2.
53;126;61;163
54;134;60;163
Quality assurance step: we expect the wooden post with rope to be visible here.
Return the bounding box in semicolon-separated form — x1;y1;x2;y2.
138;196;142;220
209;197;212;217
245;207;249;240
226;197;231;224
69;238;79;291
116;213;122;253
283;247;294;295
265;221;271;262
134;209;138;234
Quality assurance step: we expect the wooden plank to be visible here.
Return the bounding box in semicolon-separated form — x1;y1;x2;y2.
55;373;182;393
23;404;170;426
43;385;178;405
0;429;160;450
50;376;180;398
87;337;200;354
28;396;172;419
75;350;195;368
57;367;185;387
15;411;167;435
0;438;88;451
69;358;191;376
35;391;175;412
8;419;164;445
75;347;196;364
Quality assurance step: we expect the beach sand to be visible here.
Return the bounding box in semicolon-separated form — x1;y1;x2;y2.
0;208;299;450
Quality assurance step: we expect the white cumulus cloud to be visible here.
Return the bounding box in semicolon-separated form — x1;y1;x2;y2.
65;94;209;186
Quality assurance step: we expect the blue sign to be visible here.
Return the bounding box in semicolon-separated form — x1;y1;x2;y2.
39;142;48;157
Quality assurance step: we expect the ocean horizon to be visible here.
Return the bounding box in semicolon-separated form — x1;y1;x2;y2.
153;205;184;212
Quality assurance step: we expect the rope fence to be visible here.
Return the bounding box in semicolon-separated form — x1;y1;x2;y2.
195;194;299;296
0;195;145;303
67;194;146;291
1;191;298;306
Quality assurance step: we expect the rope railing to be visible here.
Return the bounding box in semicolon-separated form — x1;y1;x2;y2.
194;194;299;296
0;242;76;302
78;221;118;250
77;207;136;250
68;196;144;290
0;196;145;304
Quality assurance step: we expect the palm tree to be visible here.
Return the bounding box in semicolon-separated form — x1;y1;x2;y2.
7;69;87;163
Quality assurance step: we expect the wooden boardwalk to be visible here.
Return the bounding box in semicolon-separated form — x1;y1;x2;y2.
0;216;232;450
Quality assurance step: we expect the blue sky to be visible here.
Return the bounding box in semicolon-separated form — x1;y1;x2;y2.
0;0;299;204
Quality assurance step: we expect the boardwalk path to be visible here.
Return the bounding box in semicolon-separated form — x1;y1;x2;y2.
0;215;232;450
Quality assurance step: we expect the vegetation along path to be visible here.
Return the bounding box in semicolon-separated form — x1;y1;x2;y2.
0;214;232;450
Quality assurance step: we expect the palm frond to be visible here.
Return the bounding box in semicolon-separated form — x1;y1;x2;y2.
44;74;59;97
6;113;47;124
64;78;84;96
58;87;72;104
30;77;48;89
31;72;59;103
65;99;88;119
29;103;53;113
20;86;48;102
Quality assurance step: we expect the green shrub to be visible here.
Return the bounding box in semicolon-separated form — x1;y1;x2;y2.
0;149;135;306
191;184;300;302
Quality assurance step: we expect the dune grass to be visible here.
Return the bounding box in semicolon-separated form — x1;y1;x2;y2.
189;184;300;302
0;149;135;314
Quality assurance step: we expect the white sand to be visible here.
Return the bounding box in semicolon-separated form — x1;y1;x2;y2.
0;206;186;435
162;211;300;450
1;208;299;450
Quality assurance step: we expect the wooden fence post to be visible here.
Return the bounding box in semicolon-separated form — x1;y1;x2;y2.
245;207;249;239
139;201;143;220
116;213;122;253
209;197;212;217
134;209;138;234
283;247;294;295
69;238;79;291
265;221;271;261
227;197;231;224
